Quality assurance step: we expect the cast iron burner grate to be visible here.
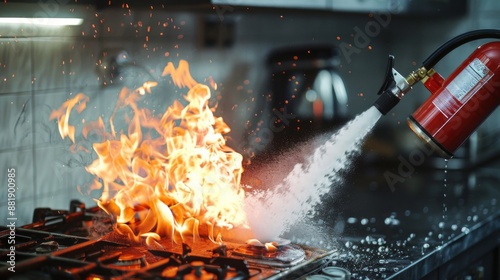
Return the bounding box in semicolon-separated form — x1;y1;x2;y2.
0;200;335;279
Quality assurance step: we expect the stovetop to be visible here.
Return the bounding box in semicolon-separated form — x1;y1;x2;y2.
3;163;500;280
0;200;337;280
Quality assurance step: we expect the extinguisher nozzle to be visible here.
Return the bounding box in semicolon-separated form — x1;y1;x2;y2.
373;90;401;115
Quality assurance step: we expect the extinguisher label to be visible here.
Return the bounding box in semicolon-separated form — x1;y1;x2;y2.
433;58;492;118
445;58;491;102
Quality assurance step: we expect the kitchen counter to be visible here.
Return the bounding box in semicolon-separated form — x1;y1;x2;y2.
286;157;500;279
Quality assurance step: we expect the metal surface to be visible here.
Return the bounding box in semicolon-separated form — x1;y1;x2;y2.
2;159;500;279
407;116;451;158
179;0;466;16
2;0;465;16
308;162;500;279
0;204;334;279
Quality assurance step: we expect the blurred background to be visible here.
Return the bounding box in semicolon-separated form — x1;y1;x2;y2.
0;0;499;226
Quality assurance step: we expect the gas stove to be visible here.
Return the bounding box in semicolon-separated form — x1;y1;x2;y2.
0;200;340;279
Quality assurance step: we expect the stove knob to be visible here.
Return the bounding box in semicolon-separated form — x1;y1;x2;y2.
321;266;351;280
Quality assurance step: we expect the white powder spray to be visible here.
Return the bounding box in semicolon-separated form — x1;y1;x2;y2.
244;106;382;241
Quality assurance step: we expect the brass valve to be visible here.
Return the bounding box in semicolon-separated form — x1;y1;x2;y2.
405;66;431;86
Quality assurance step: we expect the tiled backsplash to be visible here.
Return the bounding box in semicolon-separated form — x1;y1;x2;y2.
1;0;499;225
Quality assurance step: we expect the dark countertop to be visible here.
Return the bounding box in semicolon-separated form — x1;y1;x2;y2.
228;104;500;279
288;158;500;279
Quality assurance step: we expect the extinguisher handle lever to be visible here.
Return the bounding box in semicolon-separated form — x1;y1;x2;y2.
377;55;396;95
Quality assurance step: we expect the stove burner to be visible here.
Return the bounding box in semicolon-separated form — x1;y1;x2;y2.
161;259;242;279
35;240;59;253
247;237;291;248
0;201;334;280
106;247;148;270
321;266;351;279
233;239;305;267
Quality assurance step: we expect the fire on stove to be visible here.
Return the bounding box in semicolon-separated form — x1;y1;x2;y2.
0;201;334;279
0;60;338;279
48;60;250;245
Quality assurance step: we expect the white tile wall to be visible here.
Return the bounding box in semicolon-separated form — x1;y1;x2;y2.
68;39;101;89
0;201;36;226
34;190;96;214
0;40;32;94
0;149;35;225
32;91;68;146
33;40;70;91
34;145;96;203
0;93;33;150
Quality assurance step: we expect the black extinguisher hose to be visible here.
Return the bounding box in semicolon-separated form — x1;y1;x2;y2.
374;29;500;116
422;29;500;69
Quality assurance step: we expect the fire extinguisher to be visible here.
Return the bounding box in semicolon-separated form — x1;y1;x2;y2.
373;29;500;158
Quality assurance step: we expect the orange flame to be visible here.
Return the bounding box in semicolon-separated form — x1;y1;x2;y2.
49;93;89;143
51;60;247;244
247;239;278;252
162;60;198;89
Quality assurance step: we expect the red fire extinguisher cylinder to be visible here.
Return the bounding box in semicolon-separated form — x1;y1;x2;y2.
408;42;500;158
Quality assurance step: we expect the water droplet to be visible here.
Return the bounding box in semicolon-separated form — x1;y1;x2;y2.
361;218;369;225
461;227;470;234
345;241;353;248
421;243;430;255
442;158;448;245
347;217;357;224
384;215;400;226
451;224;458;231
